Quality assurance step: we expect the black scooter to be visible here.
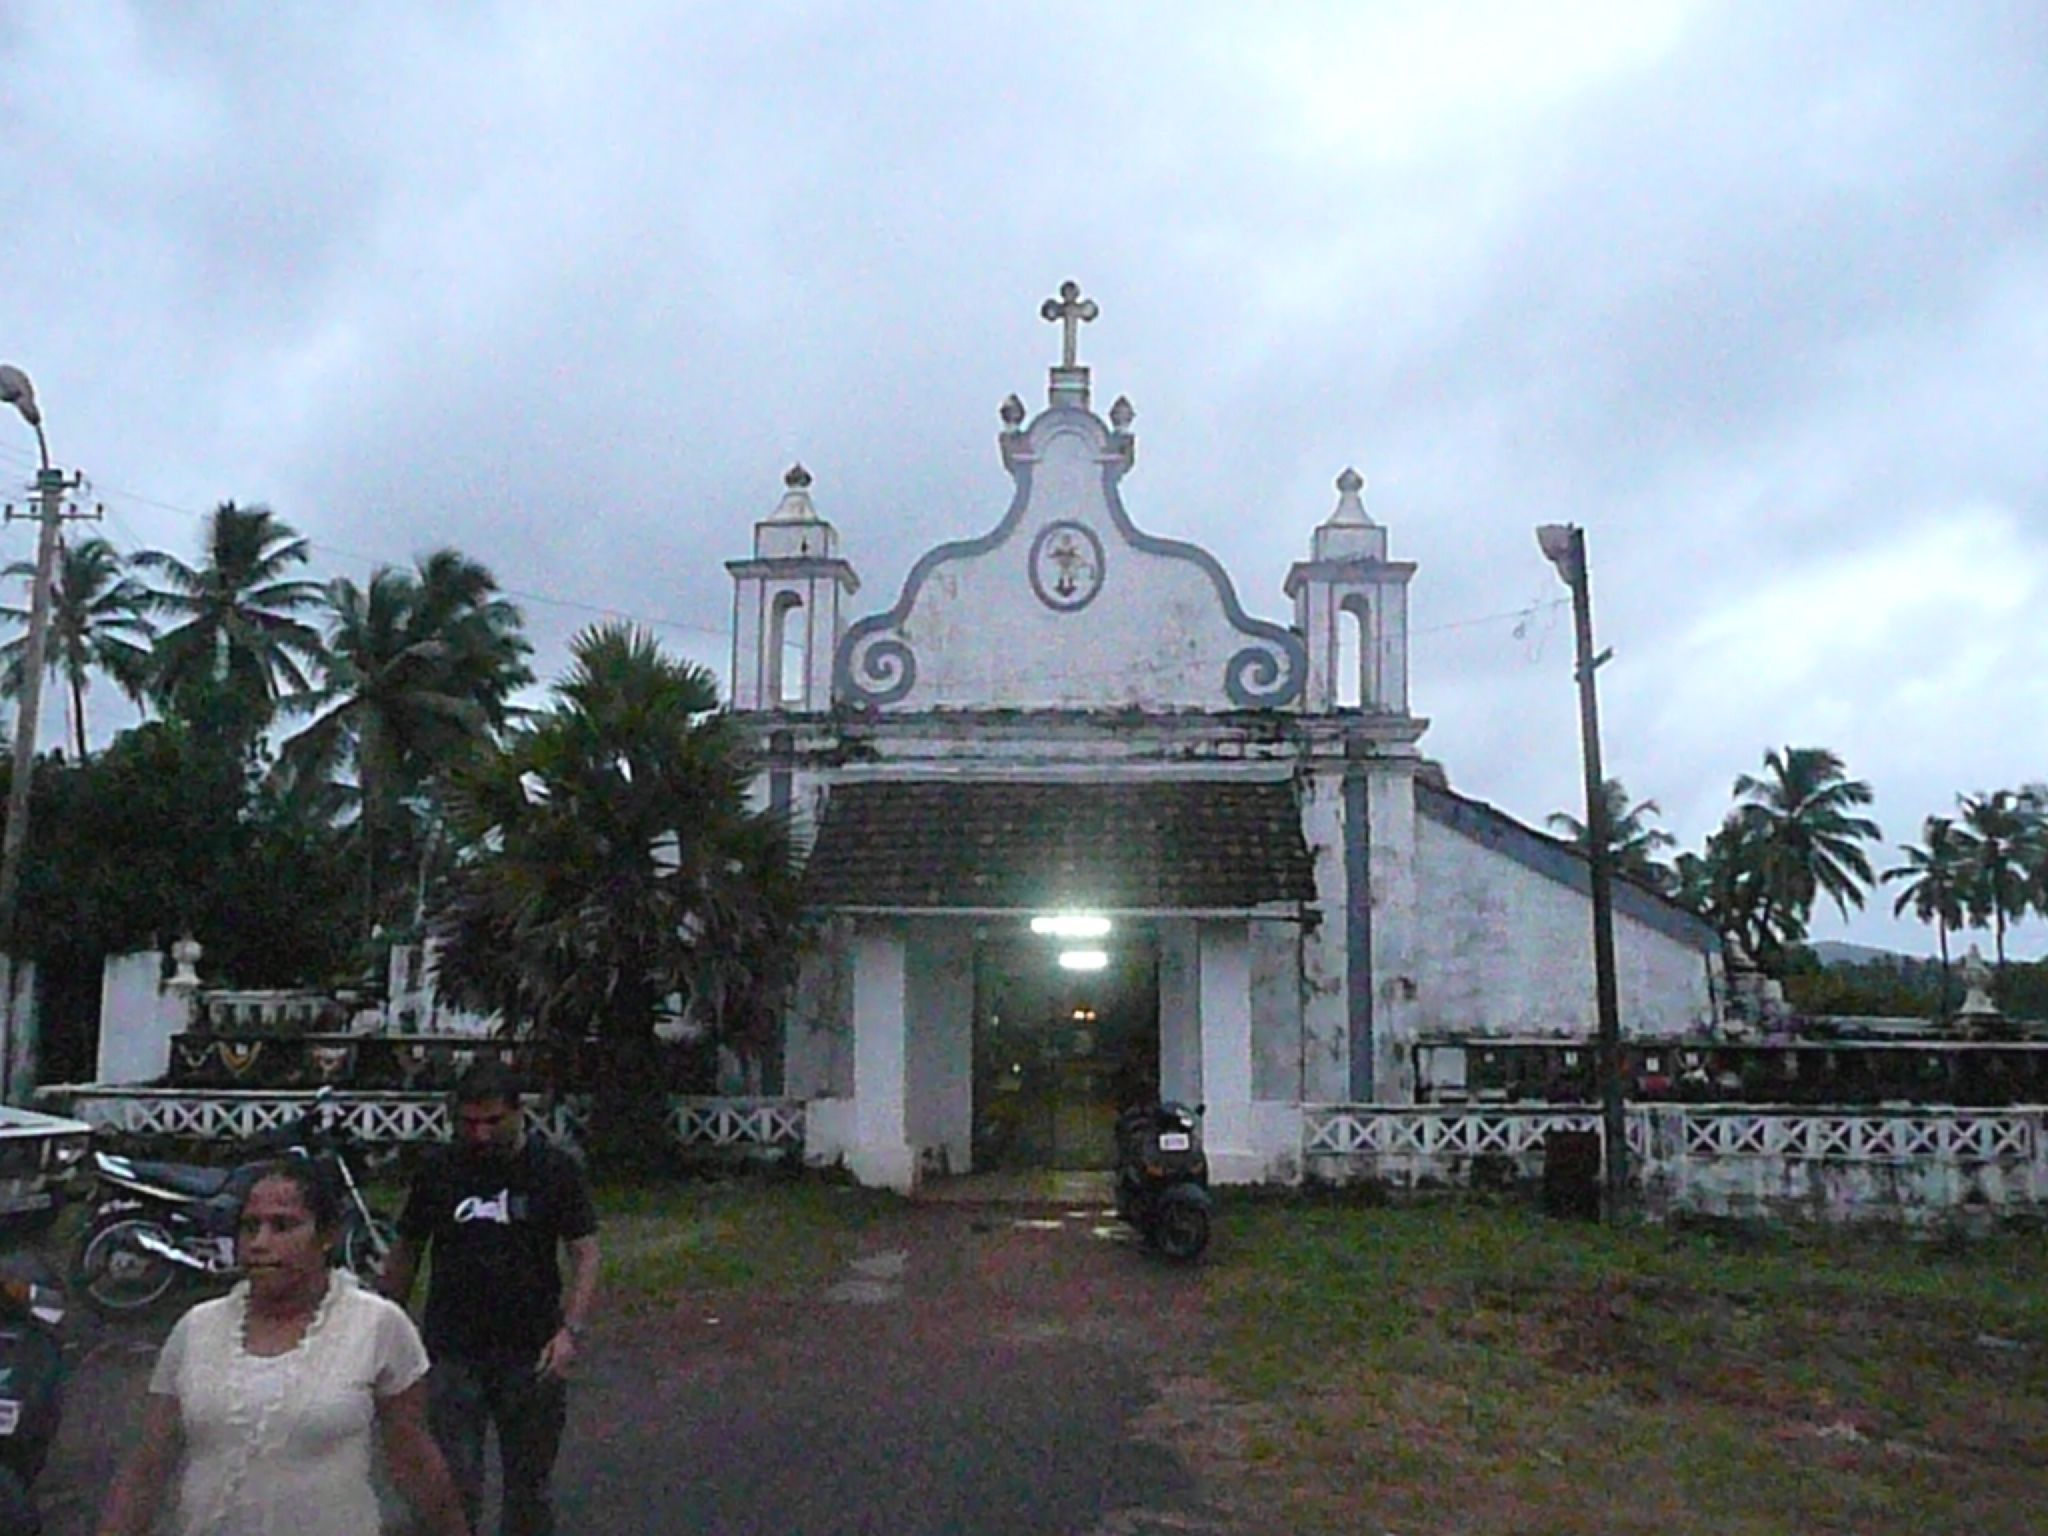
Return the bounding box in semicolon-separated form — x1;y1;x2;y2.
0;1249;67;1534
72;1088;394;1317
1113;1101;1213;1261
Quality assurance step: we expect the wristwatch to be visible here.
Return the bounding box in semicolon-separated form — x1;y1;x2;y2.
563;1319;587;1341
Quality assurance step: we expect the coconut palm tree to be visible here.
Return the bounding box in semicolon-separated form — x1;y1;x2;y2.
280;549;532;937
430;623;803;1167
1953;789;2042;976
1729;746;1882;936
1547;777;1678;892
0;536;155;757
1673;814;1810;963
1881;815;1968;1015
134;501;326;740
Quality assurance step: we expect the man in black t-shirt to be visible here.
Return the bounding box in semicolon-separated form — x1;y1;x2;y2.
382;1061;600;1536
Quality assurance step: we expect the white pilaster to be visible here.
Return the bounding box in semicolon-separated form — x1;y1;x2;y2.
1157;918;1203;1105
1197;921;1257;1182
850;923;915;1191
1297;768;1352;1101
1369;764;1421;1102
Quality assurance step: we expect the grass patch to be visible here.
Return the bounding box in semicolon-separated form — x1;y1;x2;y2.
595;1175;895;1307
1197;1196;2048;1535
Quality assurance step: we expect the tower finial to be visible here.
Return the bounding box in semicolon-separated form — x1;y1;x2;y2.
767;463;820;523
1326;467;1373;527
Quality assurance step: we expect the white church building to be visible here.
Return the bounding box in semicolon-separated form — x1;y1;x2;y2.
727;286;1718;1192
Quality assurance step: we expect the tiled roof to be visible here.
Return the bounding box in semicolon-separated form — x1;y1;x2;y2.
803;778;1315;911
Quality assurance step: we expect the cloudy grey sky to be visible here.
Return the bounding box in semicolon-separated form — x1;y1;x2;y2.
4;1;2046;957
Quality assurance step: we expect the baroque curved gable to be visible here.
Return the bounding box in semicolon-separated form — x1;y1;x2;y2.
836;400;1304;712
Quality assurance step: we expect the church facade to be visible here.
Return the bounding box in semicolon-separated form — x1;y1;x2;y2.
727;289;1718;1191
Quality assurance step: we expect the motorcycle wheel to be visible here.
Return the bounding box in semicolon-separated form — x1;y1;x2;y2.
74;1217;181;1318
1153;1200;1211;1262
340;1215;397;1284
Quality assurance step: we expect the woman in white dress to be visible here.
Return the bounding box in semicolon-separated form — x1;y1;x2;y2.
96;1160;471;1536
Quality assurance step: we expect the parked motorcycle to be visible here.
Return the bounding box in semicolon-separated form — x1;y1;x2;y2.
73;1088;395;1318
0;1249;67;1534
1113;1101;1213;1261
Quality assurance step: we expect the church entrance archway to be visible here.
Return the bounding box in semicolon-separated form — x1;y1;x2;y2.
971;927;1160;1171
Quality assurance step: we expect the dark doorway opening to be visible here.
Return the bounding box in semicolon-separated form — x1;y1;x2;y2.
972;927;1159;1171
36;945;103;1087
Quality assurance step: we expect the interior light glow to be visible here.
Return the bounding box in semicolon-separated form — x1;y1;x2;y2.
1057;949;1109;971
1030;913;1112;939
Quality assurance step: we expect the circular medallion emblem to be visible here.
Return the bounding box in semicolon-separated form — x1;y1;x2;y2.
1028;521;1106;612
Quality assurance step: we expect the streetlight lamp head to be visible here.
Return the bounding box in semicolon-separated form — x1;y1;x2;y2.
1535;523;1579;583
0;365;39;427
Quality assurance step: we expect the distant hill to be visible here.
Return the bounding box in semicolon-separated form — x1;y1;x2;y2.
1810;941;1923;968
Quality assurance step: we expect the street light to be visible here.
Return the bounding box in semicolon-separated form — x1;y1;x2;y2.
1536;522;1627;1216
0;364;71;1102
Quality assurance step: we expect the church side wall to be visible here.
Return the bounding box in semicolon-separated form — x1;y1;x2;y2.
1410;816;1715;1039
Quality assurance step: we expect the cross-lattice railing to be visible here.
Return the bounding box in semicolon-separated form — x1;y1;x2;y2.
1301;1102;2048;1220
1672;1107;2035;1162
57;1090;806;1154
1304;1105;1648;1159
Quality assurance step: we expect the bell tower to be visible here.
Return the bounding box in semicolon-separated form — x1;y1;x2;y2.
726;465;860;713
1285;468;1416;714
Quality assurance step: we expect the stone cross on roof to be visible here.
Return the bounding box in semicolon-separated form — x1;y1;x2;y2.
1040;280;1098;368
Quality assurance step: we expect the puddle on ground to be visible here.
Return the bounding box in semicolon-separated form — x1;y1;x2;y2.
826;1278;902;1306
850;1249;908;1280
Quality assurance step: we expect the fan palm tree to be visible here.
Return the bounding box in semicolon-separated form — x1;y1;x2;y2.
281;549;532;937
1953;789;2041;975
134;501;326;740
1881;815;1968;1015
1547;777;1678;892
1730;746;1882;935
1;536;155;757
431;623;802;1168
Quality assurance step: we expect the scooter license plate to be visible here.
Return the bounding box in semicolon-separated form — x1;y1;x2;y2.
0;1399;20;1436
1157;1132;1191;1152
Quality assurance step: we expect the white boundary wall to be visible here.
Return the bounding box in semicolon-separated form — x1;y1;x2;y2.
1303;1103;2048;1224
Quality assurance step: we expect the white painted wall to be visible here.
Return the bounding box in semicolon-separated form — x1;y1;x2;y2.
841;419;1290;712
96;951;190;1087
1250;921;1303;1103
903;920;973;1176
1410;813;1716;1039
803;1096;856;1170
1297;767;1352;1102
1197;922;1257;1180
1157;919;1202;1105
784;926;853;1098
849;923;915;1191
1368;764;1421;1100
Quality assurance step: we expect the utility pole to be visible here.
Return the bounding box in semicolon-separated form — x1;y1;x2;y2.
0;364;92;1102
1537;523;1627;1217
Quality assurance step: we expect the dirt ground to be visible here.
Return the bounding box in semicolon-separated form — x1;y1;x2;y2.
35;1202;1264;1536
